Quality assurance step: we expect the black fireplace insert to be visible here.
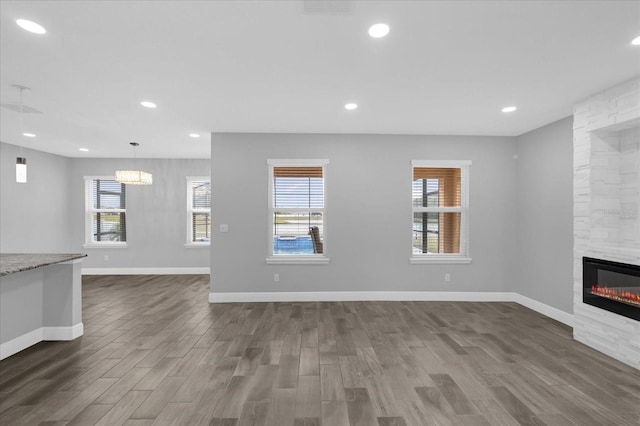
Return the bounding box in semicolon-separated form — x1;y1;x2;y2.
583;257;640;321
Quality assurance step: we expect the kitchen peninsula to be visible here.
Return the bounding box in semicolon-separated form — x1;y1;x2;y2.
0;253;86;360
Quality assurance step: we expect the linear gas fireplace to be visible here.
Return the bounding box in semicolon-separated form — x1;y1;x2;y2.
583;257;640;321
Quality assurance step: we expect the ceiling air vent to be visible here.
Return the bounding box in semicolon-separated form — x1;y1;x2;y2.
1;103;43;114
302;0;355;15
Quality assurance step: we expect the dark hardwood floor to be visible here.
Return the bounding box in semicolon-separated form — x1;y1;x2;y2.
1;275;639;425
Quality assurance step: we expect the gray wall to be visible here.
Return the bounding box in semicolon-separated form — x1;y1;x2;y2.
69;158;210;269
1;142;72;253
1;142;210;270
4;125;576;316
211;133;518;294
515;117;574;314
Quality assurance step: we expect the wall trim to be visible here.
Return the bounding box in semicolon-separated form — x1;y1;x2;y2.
82;267;210;275
0;323;85;361
43;323;84;341
0;328;43;360
208;291;574;327
209;291;514;303
511;293;574;327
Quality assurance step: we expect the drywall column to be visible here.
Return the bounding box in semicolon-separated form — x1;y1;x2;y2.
0;258;85;360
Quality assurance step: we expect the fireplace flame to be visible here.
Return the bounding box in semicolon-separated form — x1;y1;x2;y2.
591;285;640;307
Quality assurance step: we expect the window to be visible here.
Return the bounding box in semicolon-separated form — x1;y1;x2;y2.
267;159;329;264
411;160;471;264
187;177;211;246
84;177;127;247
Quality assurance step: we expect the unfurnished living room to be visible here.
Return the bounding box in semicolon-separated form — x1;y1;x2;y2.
1;1;639;425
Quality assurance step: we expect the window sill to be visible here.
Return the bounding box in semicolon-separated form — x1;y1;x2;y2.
410;256;472;265
83;243;128;249
266;256;330;265
184;243;210;248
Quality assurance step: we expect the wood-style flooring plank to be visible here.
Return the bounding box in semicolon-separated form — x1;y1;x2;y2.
321;400;349;426
264;388;296;426
237;401;269;426
377;416;408;426
294;375;321;418
298;347;320;376
94;390;152;426
1;274;639;426
320;364;344;401
344;387;378;426
430;374;478;415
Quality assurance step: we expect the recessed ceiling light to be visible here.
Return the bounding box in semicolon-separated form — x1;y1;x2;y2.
368;23;390;38
23;132;36;137
344;103;358;110
189;133;200;138
632;36;640;46
501;106;517;113
140;101;157;108
79;148;89;152
16;19;46;34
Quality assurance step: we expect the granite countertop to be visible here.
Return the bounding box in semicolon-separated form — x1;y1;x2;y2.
0;253;87;277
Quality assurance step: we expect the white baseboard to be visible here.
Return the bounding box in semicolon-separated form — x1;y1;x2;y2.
512;293;574;327
208;291;574;328
82;267;210;275
0;328;43;360
209;291;514;303
1;323;85;361
43;323;84;341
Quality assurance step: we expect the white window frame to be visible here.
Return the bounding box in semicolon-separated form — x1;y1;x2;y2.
185;176;211;247
83;176;128;248
410;160;471;264
266;159;330;265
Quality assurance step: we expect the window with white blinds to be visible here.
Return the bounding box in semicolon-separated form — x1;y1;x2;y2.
411;160;471;264
187;177;211;245
84;177;127;246
267;159;329;264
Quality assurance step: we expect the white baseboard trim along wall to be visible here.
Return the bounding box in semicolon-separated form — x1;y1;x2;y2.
0;324;84;361
82;267;211;275
511;293;574;327
208;291;574;328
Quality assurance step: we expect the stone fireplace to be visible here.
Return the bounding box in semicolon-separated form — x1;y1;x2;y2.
573;77;640;369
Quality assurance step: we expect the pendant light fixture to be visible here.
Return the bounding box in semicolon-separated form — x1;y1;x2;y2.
13;84;30;183
16;157;27;183
115;142;153;185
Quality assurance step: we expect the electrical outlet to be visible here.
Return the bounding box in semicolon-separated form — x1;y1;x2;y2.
445;273;451;282
220;224;229;233
104;255;109;261
274;273;280;282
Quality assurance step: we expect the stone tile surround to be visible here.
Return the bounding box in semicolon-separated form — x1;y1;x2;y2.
573;77;640;369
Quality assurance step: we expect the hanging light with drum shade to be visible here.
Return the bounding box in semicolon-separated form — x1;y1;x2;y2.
115;142;152;185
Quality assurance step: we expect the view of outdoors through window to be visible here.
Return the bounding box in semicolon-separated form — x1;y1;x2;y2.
273;167;324;255
191;180;211;242
91;179;126;242
412;167;462;254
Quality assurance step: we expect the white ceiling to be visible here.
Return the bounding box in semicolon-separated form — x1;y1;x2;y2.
1;0;639;159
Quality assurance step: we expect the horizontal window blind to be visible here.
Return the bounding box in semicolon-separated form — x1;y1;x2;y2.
271;165;324;255
91;179;126;242
191;180;211;209
273;168;324;209
93;179;126;210
192;213;211;242
412;167;462;254
413;167;461;208
274;166;322;178
188;179;211;243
